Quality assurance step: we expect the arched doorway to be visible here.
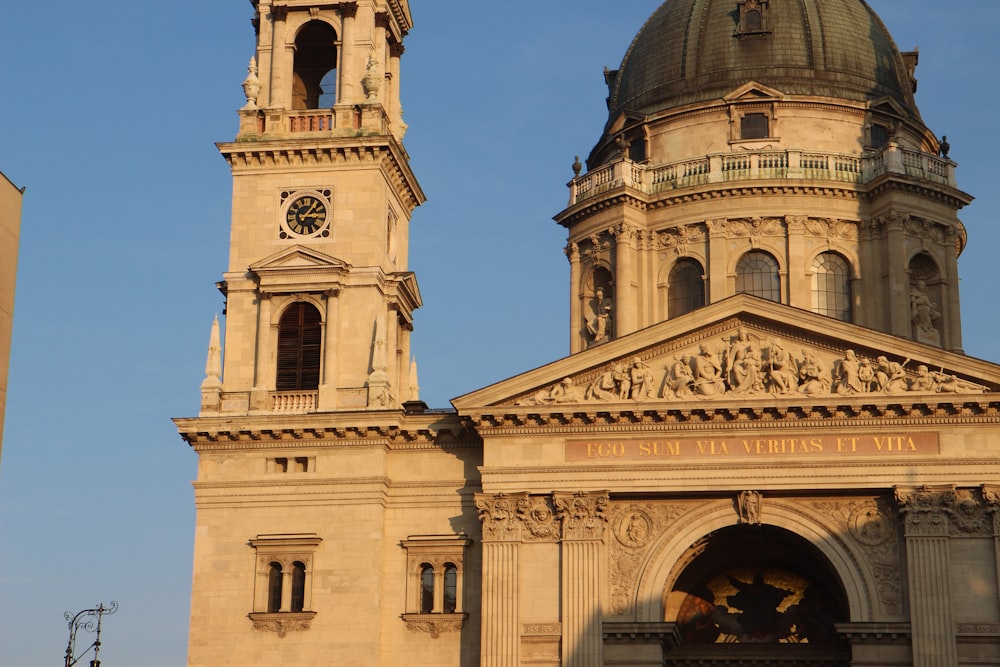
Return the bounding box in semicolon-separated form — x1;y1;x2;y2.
662;525;851;665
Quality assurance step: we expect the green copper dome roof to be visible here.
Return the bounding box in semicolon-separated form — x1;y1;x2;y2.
608;0;918;121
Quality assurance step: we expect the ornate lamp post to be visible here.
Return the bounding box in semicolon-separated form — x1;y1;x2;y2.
63;601;117;667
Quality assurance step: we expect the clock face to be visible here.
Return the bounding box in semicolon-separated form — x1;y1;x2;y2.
285;194;328;236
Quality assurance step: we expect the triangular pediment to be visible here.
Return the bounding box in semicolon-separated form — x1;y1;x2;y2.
724;81;785;102
868;96;908;118
250;245;351;273
452;295;1000;413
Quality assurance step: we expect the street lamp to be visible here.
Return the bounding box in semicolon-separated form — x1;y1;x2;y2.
63;601;118;667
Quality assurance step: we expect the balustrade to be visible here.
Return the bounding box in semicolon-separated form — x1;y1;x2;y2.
271;391;317;414
571;145;954;204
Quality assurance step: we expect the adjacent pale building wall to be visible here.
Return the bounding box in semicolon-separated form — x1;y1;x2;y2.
0;171;23;461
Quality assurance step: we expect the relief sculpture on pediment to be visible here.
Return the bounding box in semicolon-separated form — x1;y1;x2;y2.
512;325;988;406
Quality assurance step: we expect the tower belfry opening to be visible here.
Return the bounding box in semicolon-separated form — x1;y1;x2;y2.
292;21;337;110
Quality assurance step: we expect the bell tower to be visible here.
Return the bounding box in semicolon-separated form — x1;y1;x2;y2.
204;0;423;416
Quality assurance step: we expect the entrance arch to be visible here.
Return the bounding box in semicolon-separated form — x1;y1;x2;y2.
634;501;876;624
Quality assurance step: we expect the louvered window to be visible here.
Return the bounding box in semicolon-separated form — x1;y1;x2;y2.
276;302;322;390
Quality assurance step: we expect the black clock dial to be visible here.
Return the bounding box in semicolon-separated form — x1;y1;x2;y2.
286;195;327;235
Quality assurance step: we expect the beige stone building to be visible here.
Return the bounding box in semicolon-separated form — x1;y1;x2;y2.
0;170;23;460
176;1;1000;665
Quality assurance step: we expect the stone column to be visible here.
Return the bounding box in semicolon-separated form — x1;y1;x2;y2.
895;485;959;667
612;224;637;337
267;6;289;109
566;242;582;354
885;213;910;337
942;226;963;352
317;288;339;411
476;493;528;667
705;219;728;303
251;292;273;411
554;491;609;667
785;216;809;308
983;486;1000;607
339;3;358;104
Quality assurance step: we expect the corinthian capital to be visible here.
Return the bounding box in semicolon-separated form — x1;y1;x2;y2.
895;484;955;537
476;492;528;542
553;491;610;540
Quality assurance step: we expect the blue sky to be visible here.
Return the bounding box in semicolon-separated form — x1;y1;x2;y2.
1;2;998;665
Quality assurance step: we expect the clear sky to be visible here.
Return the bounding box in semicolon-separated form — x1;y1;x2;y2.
1;2;998;665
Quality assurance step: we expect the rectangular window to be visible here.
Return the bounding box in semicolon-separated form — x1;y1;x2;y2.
741;113;769;140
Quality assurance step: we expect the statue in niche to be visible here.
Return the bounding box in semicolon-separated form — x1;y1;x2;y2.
667;356;695;398
798;349;830;395
910;280;941;345
875;356;910;394
585;287;613;345
763;339;797;394
629;357;657;400
834;349;863;395
693;344;726;396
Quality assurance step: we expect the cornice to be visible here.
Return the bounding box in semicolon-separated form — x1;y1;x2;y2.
217;134;425;210
465;399;1000;436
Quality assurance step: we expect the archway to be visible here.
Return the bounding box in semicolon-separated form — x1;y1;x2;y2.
662;524;851;664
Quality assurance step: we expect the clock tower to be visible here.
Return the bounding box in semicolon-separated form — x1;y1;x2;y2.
206;0;423;416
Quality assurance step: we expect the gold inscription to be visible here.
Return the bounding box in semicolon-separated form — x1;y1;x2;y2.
565;433;939;462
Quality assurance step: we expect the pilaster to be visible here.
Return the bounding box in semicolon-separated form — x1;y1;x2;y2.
884;213;910;338
555;491;609;667
567;243;582;354
705;219;728;304
895;485;959;667
612;224;638;337
476;493;528;667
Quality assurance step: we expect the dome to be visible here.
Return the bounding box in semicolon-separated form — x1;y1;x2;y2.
607;0;918;123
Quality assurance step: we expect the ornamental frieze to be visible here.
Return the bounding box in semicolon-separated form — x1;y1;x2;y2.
513;324;988;407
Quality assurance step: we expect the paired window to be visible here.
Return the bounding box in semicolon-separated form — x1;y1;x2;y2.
276;302;322;391
667;258;706;319
249;534;321;617
401;535;470;637
736;250;781;302
812;252;852;321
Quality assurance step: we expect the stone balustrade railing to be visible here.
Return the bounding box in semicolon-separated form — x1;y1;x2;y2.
271;391;317;414
238;105;391;139
569;144;955;205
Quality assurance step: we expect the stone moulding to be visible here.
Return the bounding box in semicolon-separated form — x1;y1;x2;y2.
401;612;466;638
248;611;316;637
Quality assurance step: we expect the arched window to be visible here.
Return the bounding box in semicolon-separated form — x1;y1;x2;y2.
293;22;338;109
443;564;458;613
419;565;435;613
745;9;762;31
736;251;781;302
276;302;322;391
267;563;283;613
667;258;706;318
812;252;852;321
290;562;306;612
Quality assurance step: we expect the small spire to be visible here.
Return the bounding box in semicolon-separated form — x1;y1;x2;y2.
241;57;261;110
201;314;222;389
409;357;420;400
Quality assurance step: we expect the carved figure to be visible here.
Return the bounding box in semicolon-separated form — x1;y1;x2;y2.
875;356;909;394
521;377;582;405
834;349;862;395
668;356;695;398
933;369;986;393
798;349;829;395
693;344;726;396
613;363;631;400
857;358;876;392
911;364;938;392
910;280;941;345
586;287;613;344
629;357;657;400
730;346;763;395
584;369;617;401
737;490;762;525
764;339;797;394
